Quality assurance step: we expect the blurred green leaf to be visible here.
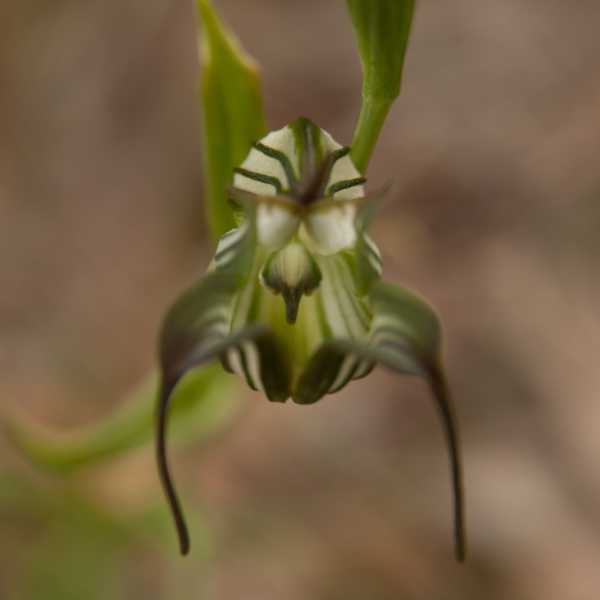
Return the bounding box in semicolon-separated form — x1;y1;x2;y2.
3;365;238;475
0;471;213;599
347;0;416;172
0;474;128;600
20;495;128;600
198;0;266;238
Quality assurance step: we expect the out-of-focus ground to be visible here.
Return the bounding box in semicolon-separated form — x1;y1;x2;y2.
1;0;600;598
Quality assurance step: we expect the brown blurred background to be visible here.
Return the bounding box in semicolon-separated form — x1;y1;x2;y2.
1;0;600;598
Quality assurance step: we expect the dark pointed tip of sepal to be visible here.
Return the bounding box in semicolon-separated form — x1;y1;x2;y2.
454;514;467;563
180;537;191;556
427;365;467;565
455;541;466;563
156;379;191;560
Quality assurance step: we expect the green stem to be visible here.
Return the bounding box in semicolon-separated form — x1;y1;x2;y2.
350;96;393;174
3;366;237;475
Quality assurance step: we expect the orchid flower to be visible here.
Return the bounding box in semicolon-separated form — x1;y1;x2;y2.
157;118;465;561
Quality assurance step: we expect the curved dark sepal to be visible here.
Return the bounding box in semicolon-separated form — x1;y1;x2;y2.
157;271;264;555
322;281;466;562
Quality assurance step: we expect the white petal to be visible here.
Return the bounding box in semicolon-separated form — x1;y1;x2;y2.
233;125;298;195
302;204;357;254
319;129;343;154
260;126;299;173
320;130;365;200
257;204;299;249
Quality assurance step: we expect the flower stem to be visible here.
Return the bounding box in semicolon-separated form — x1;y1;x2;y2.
350;95;393;174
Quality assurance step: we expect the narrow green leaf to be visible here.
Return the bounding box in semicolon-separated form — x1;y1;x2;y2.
325;281;466;562
347;0;416;172
198;0;267;238
3;365;236;475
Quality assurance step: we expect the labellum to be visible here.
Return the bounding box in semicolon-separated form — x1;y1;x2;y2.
157;118;465;561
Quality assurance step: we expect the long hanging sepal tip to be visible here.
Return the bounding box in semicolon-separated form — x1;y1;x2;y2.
156;380;191;556
428;365;466;562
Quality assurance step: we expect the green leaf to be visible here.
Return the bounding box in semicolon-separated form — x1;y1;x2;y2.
0;470;214;598
324;281;466;562
2;365;236;475
347;0;416;172
19;492;129;600
198;0;267;238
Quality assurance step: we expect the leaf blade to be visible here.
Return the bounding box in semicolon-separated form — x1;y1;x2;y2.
198;0;267;238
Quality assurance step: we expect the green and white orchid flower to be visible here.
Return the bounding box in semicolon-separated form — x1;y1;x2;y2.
157;118;465;561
